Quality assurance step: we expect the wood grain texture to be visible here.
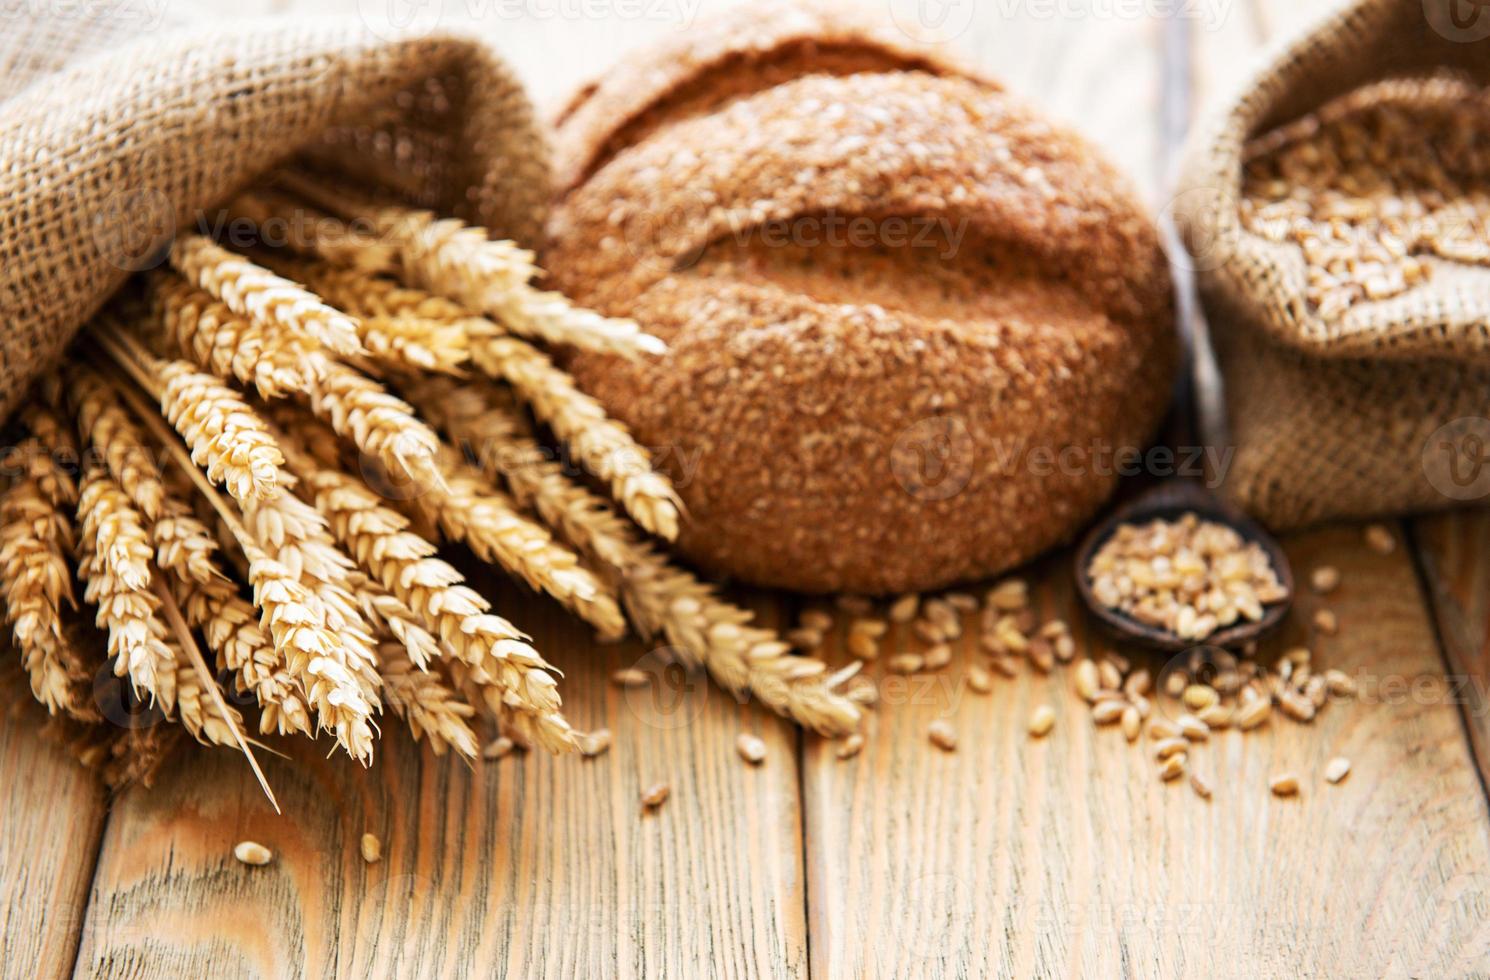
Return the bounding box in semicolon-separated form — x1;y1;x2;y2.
71;582;806;980
0;703;108;980
20;3;1490;979
802;526;1490;979
1412;509;1490;788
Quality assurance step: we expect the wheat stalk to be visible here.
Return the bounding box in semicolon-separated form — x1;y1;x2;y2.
148;272;320;399
410;378;862;736
465;327;682;541
264;261;679;538
0;439;97;721
377;643;480;759
406;377;636;572
226;190;399;274
146;470;312;738
152;575;278;810
117;385;381;762
276;171;665;358
170;233;364;356
75;466;177;712
274;415;579;751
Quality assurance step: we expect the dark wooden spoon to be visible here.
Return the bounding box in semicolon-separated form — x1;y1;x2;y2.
1073;479;1294;653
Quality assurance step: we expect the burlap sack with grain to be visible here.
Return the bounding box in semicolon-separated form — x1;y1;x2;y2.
0;5;550;423
1176;0;1490;529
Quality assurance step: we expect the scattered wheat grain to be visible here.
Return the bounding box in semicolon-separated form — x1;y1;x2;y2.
736;733;767;765
234;841;273;866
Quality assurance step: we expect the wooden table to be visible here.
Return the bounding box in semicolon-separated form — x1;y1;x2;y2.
6;0;1490;976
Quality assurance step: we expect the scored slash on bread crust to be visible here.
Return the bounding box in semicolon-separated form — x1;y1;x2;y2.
548;0;979;196
545;5;1177;595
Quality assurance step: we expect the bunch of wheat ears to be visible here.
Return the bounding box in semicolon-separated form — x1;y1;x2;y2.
0;175;864;798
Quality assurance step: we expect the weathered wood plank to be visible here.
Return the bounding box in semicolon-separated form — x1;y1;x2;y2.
0;704;109;980
72;583;806;980
1412;509;1490;788
802;526;1490;978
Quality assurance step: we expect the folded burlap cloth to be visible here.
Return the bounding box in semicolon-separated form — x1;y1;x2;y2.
0;7;550;423
1176;0;1490;529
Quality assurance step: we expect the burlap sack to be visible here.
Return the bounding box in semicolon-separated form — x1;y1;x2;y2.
0;6;551;424
1176;0;1490;529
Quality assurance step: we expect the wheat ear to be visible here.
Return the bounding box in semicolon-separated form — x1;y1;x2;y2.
75;467;177;712
169;233;364;356
487;286;668;360
278;268;680;539
120;388;379;763
98;725;183;792
236;485;384;698
406;378;635;572
91;322;284;503
67;362;168;520
226;190;399;274
148;271;321;399
75;361;308;729
348;570;442;671
276;171;665;358
414;378;863;737
423;448;627;642
299;356;447;495
134;288;444;492
0;439;97;721
377;643;480;759
257;255;472;375
274;416;578;751
275;172;537;295
466;327;682;541
192;585;311;738
20;394;82;464
146;472;312;739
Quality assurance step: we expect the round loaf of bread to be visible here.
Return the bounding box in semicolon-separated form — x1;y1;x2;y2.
546;4;1177;595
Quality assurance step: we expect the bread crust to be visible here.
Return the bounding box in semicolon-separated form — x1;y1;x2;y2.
547;15;1177;594
549;0;974;196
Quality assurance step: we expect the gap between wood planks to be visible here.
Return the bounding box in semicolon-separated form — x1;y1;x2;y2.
1408;512;1490;808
